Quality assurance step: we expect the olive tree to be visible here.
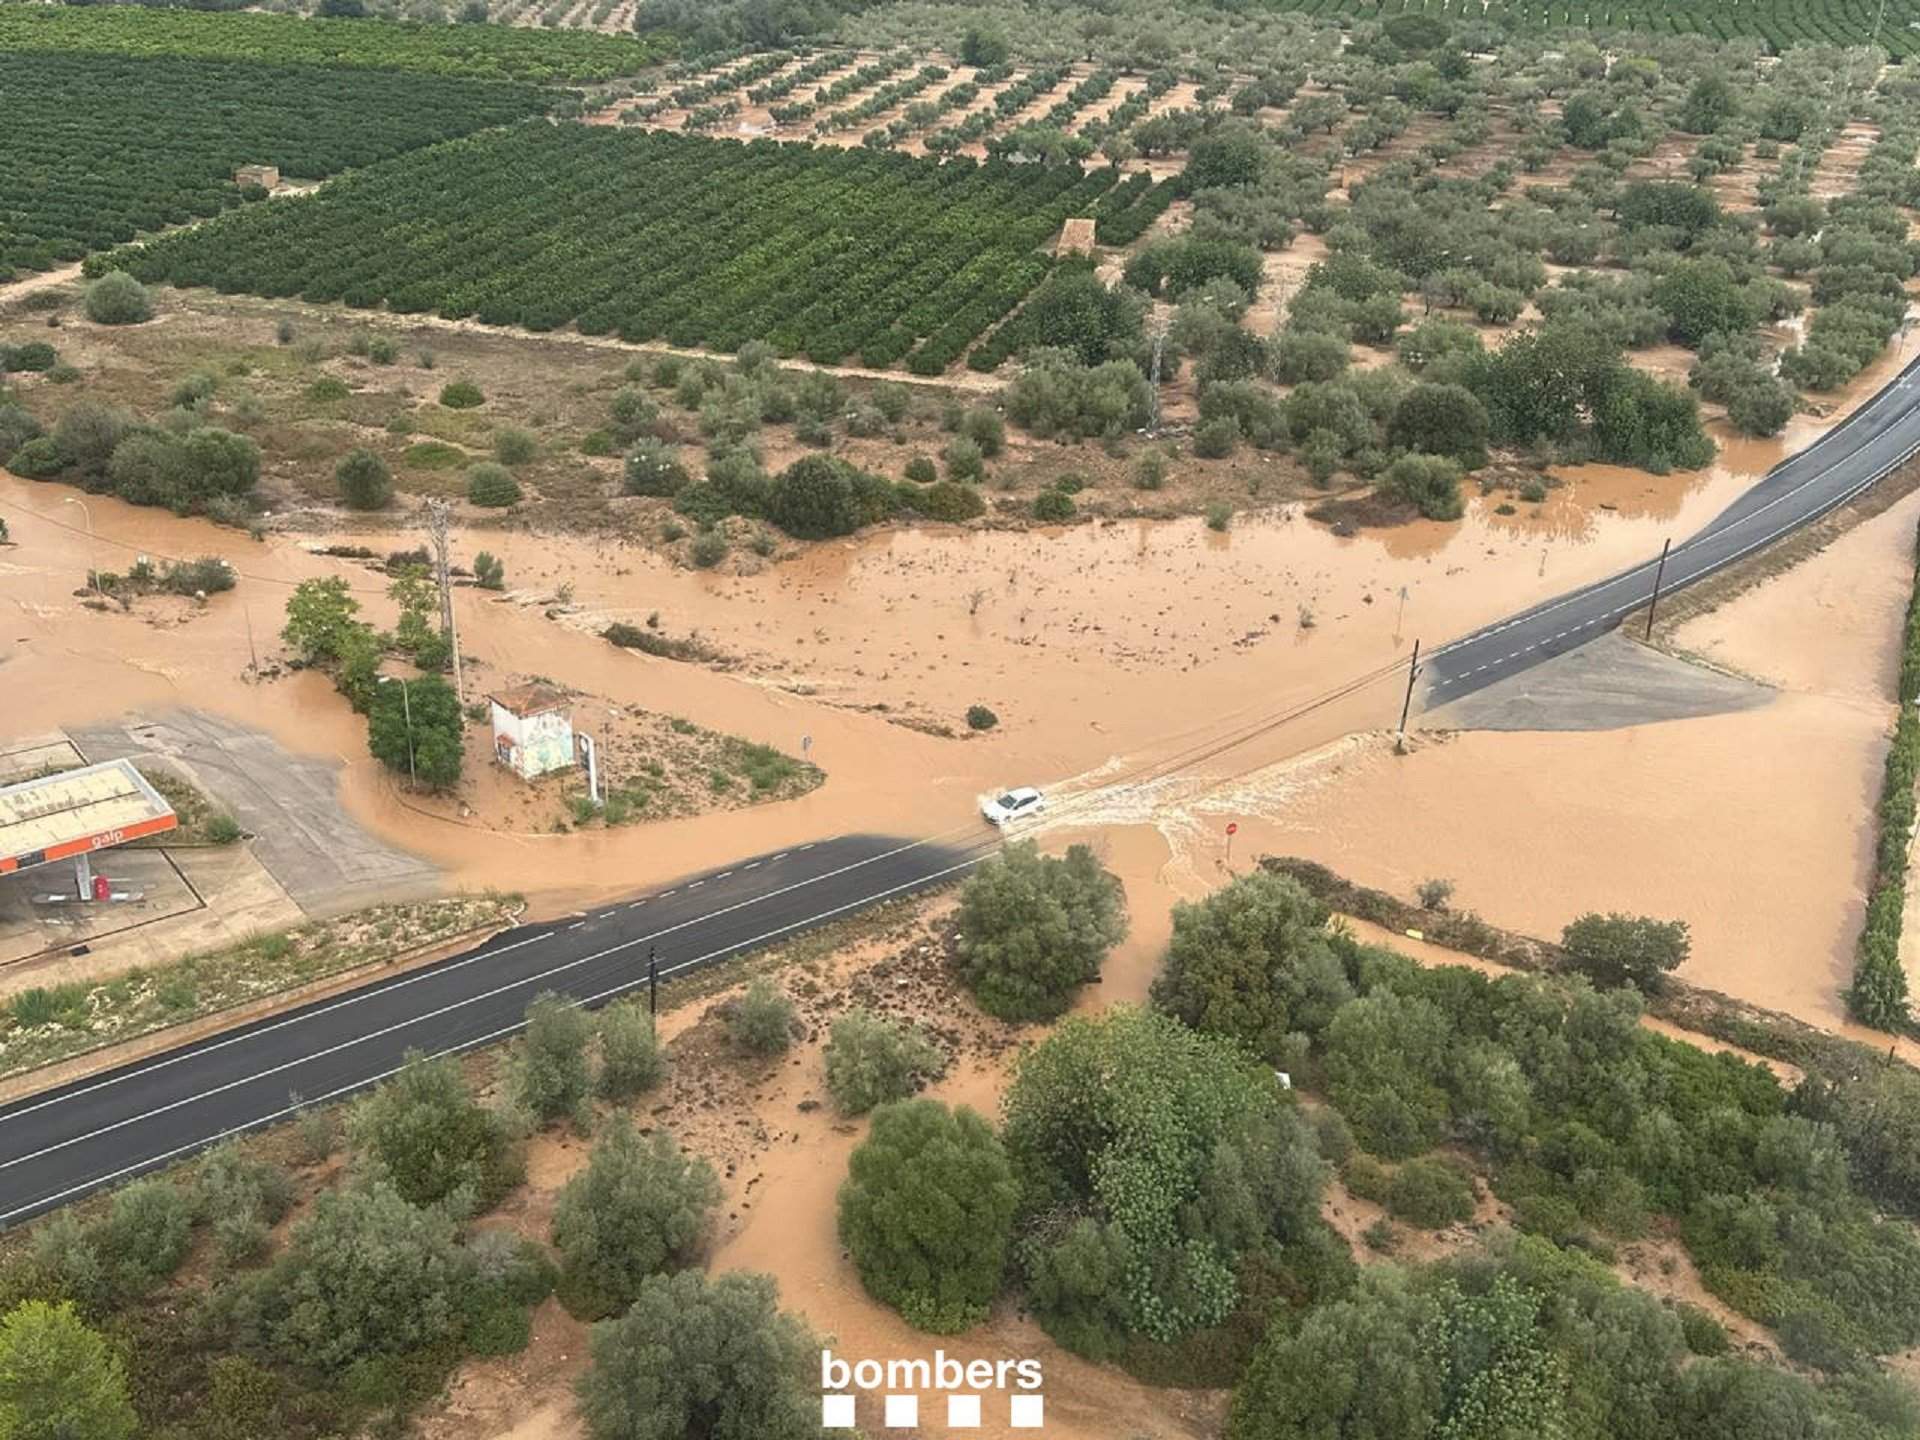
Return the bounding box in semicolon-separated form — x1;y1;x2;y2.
954;841;1127;1021
837;1100;1018;1332
823;1009;942;1115
552;1118;720;1316
0;1300;137;1440
346;1050;521;1212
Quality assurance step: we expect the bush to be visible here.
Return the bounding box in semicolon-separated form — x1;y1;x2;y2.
493;426;538;465
1195;414;1240;458
205;813;243;845
84;271;152;326
623;437;689;497
1384;1155;1477;1228
824;1009;943;1115
306;375;350;403
0;404;42;466
1006;347;1151;440
955;841;1127;1021
959;407;1005;457
688;530;728;569
966;704;999;731
336;448;393;510
346;1051;521;1211
368;335;398;365
8;435;63;479
944;435;985;481
1032;488;1075;521
576;1269;818;1440
197;1143;295;1267
1379;453;1464;521
1206;500;1233;531
439;379;485;409
508;993;594;1129
726;978;796;1056
904;454;937;483
552;1117;720;1316
466;462;522;507
767;455;885;539
838;1100;1018;1332
474;550;506;590
597;998;665;1098
1133;452;1167;490
4;341;57;373
914;478;985;522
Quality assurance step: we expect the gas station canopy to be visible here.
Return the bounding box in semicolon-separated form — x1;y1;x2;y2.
0;759;177;877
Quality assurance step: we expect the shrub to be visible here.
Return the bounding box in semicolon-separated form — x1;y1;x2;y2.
1032;488;1075;521
306;375;350;403
439;379;485;409
687;530;728;569
596;998;665;1098
473;551;506;590
1384;1155;1477;1228
197;1143;295;1267
1342;1153;1392;1203
0;404;42;466
466;462;522;507
623;437;690;497
84;271;152;326
1206;500;1232;531
335;448;393;510
726;978;796;1056
838;1100;1018;1332
767;455;877;539
1417;878;1454;911
575;1270;817;1440
944;435;985;481
98;1178;193;1295
955;841;1127;1021
966;704;999;731
5;341;57;373
1132;451;1168;490
552;1118;720;1316
205;813;242;845
871;381;910;422
1195;413;1240;458
494;426;538;465
824;1009;943;1115
914;478;985;522
904;454;937;483
8;435;62;479
368;335;398;365
509;993;594;1129
1379;453;1464;521
959;407;1005;457
345;1051;521;1211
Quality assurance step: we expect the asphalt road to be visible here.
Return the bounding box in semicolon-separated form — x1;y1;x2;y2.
12;353;1920;1223
0;833;984;1224
1423;348;1920;704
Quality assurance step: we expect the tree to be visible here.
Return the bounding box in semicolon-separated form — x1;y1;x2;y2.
766;455;860;539
1652;258;1757;349
838;1100;1017;1333
0;405;41;467
959;27;1008;67
509;993;594;1128
823;1009;942;1115
466;462;521;507
473;551;507;590
953;842;1126;1021
1560;913;1690;993
335;448;393;510
1150;868;1352;1062
255;1183;466;1372
51;402;132;482
725;978;796;1056
345;1050;520;1211
1387;383;1489;468
368;674;463;790
1680;74;1737;134
576;1269;817;1440
1004;1007;1326;1354
597;998;665;1099
622;438;689;498
0;1301;137;1440
1188;127;1267;190
1013;268;1145;367
84;272;152;326
281;577;363;665
1269;330;1351;385
552;1118;720;1316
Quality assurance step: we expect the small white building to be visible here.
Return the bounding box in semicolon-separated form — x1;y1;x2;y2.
490;683;574;781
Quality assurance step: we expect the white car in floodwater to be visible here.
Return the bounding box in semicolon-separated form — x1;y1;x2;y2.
981;786;1046;827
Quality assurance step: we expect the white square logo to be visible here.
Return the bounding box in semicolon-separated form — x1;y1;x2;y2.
1011;1394;1045;1428
821;1394;856;1429
946;1394;982;1427
883;1394;918;1429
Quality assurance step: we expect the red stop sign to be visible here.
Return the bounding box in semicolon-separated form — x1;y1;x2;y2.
1226;823;1239;836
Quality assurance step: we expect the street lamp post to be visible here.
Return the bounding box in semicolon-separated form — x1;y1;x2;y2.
62;496;98;598
377;675;416;789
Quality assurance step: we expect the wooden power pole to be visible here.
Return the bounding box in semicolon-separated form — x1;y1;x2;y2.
425;499;466;705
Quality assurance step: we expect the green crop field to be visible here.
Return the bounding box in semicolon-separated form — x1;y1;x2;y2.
0;4;671;81
0;51;548;279
1264;0;1920;56
97;126;1125;372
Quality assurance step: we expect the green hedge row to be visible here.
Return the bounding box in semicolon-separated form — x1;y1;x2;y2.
1848;520;1920;1031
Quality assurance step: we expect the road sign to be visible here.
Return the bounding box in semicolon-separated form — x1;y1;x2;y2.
1226;823;1239;835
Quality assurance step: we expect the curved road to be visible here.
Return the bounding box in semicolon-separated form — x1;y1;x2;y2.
1424;348;1920;704
8;351;1920;1222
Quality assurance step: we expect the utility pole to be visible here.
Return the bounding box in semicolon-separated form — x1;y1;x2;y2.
647;944;659;1025
1644;538;1672;641
1145;325;1168;435
243;603;259;680
425;499;466;705
1396;639;1421;748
